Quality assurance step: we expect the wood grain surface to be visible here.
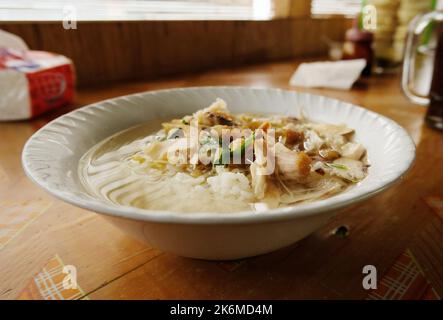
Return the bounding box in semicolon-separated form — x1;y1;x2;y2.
0;58;442;300
0;18;349;87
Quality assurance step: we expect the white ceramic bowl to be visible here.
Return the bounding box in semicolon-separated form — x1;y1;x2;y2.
22;87;415;260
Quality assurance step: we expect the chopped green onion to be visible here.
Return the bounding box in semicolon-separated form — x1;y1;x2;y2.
326;163;348;170
214;132;255;165
232;132;255;157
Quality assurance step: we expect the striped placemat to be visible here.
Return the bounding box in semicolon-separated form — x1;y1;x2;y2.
367;249;440;300
18;254;88;300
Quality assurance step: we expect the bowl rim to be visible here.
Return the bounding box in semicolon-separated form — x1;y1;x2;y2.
22;86;416;225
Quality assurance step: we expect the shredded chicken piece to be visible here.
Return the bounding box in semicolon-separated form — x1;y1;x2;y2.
259;179;280;209
311;123;354;136
340;142;365;160
274;142;312;183
331;158;366;181
250;162;267;199
194;98;235;126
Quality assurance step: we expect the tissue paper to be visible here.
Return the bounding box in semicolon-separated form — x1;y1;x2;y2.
289;59;367;90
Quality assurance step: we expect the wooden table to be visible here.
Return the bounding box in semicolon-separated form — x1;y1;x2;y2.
1;59;442;300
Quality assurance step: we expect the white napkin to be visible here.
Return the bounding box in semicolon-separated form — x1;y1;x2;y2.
289;59;367;90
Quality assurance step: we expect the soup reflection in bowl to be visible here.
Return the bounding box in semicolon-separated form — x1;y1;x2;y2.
22;87;415;260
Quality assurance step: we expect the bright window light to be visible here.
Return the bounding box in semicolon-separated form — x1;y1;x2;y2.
0;0;275;21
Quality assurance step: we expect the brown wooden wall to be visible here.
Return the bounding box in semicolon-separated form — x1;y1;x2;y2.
1;18;350;87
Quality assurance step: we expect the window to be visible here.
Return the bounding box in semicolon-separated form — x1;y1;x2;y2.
0;0;275;21
311;0;362;17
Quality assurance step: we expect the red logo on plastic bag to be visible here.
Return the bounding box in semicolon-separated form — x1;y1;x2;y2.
27;64;75;117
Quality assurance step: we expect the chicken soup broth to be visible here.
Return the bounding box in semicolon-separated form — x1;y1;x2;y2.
79;99;368;213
